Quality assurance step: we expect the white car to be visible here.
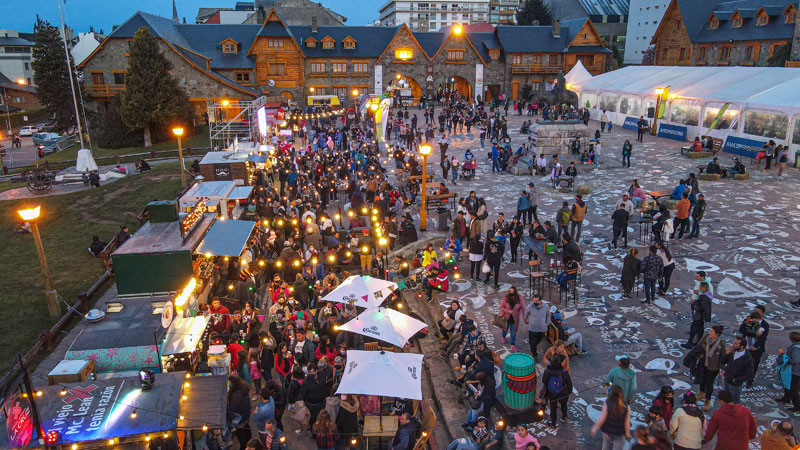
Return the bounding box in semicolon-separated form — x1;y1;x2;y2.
19;126;38;136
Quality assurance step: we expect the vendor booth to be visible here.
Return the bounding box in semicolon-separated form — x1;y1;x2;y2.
196;151;254;184
573;66;800;157
160;315;211;373
179;181;253;219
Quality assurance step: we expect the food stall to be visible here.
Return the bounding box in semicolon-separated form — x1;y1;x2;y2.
179;181;253;220
159;315;211;373
196;151;254;185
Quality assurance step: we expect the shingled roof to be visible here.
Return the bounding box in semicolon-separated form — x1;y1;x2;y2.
674;0;796;43
291;26;398;58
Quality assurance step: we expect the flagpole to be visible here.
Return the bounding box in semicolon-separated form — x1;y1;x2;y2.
56;0;86;149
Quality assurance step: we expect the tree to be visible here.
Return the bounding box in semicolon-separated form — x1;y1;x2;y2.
520;84;533;101
641;46;656;65
767;44;791;67
119;27;188;147
516;0;552;26
31;16;82;133
91;95;142;149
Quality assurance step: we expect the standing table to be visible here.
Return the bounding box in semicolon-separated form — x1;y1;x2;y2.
362;415;399;449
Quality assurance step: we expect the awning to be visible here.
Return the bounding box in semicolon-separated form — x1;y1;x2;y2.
194;219;255;257
247;154;268;163
229;186;254;200
177;375;227;430
34;372;185;445
161;316;210;356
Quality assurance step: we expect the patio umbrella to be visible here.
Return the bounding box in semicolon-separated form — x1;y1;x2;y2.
321;275;397;309
75;148;98;172
338;307;426;348
335;350;424;400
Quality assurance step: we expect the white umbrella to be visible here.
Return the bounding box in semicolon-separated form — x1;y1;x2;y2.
321;275;397;309
338;307;427;348
75;148;98;173
335;350;424;400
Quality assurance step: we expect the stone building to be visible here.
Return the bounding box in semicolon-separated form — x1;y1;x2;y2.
652;0;797;67
78;8;610;115
545;0;630;59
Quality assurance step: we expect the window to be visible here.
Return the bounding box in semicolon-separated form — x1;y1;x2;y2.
787;10;797;23
395;48;413;60
343;38;356;49
578;55;595;66
661;48;669;60
703;105;739;129
267;38;284;48
236;72;251;82
489;49;500;60
311;62;326;73
719;46;731;60
306;38;317;47
744;110;788;139
679;48;686;60
745;45;759;60
91;72;104;85
113;72;125;84
698;46;709;59
332;87;348;99
312;87;327;95
675;19;681;30
669;102;700;126
222;43;237;53
792;116;800;145
619;95;641;116
332;62;347;73
23;62;29;70
447;49;464;60
709;19;719;29
268;64;285;75
531;54;542;64
598;93;618;112
322;38;335;49
353;62;368;74
757;14;768;26
732;17;742;27
512;54;522;64
531;82;540;91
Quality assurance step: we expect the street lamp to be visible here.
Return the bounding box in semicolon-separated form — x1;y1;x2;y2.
378;236;388;278
172;127;186;186
419;143;432;231
453;24;463;35
17;206;60;318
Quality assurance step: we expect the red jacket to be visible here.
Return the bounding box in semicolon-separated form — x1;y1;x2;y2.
704;403;756;450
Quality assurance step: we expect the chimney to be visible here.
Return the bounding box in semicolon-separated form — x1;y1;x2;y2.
553;19;561;37
312;16;318;33
533;20;539;26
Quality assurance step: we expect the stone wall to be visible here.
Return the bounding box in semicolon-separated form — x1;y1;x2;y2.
693;41;788;66
793;16;800;61
532;122;590;157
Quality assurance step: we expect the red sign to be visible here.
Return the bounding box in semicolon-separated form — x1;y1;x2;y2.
5;393;34;448
276;107;286;121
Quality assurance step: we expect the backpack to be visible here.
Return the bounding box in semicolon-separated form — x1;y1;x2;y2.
561;209;571;225
547;370;565;394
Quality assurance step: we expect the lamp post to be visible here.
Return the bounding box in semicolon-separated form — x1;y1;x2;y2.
17;206;60;318
351;88;359;123
379;236;388;278
172;127;186;186
419;143;431;231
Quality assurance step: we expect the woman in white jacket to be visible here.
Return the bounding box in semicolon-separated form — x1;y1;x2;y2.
668;392;706;450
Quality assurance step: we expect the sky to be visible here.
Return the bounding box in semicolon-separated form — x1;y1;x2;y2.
0;0;376;34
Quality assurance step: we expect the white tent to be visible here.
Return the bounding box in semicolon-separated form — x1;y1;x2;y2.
338;307;427;348
335;350;424;400
565;60;593;87
573;66;800;153
75;148;98;173
321;275;397;309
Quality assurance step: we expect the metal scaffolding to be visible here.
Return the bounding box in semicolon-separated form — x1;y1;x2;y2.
207;96;269;150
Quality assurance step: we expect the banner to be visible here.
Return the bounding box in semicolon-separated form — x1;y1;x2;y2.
622;116;639;131
475;64;484;102
722;135;765;158
374;65;383;95
706;102;730;134
657;86;670;119
657;123;687;141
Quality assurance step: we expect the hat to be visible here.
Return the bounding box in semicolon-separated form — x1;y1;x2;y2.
615;354;630;362
549;305;558;313
334;356;343;364
733;157;739;161
362;229;370;235
553;312;562;320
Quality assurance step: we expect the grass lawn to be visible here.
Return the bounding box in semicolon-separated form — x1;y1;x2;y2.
0;162;183;373
40;127;211;164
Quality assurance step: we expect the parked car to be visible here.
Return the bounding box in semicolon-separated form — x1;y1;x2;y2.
19;126;39;136
32;132;61;147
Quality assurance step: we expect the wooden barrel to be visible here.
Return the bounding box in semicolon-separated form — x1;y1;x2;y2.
502;352;536;409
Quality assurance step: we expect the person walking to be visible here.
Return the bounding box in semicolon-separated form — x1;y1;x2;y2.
622;140;632;168
688;193;706;239
605;355;637;404
499;287;523;352
527;182;539;223
600;110;609;132
684;282;712;349
483;232;504;289
591;385;631;450
721;336;755;404
541;354;572;428
704;390;757;449
673;193;691;239
611;203;629;250
516;191;531;225
640;246;663;304
468;235;485;280
620;248;640;299
655;242;674;295
508;217;523;264
778;331;800;413
523;294;549;360
570;194;587;243
669;392;705;450
695;325;727;411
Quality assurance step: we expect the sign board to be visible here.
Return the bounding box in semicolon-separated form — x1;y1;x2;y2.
475;64;484;102
213;164;233;181
4;393;33;448
374;65;382;95
256;106;267;138
622;116;639;131
657;123;687;141
722;135;765;158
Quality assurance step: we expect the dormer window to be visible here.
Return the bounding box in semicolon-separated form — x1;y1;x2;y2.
731;12;743;28
709;17;719;29
343;36;356;49
756;11;769;26
220;38;239;53
489;49;500;60
306;37;317;47
788;10;797;23
321;36;335;49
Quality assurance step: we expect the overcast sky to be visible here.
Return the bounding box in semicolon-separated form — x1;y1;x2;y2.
0;0;376;34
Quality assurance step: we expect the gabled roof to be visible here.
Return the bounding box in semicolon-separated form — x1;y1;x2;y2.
496;18;597;53
291;26;397;58
467;32;503;62
674;0;797;44
109;11;192;49
411;32;446;58
0;72;35;93
179;24;261;68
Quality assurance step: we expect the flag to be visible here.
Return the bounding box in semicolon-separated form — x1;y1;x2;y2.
706;102;731;134
657;86;670;119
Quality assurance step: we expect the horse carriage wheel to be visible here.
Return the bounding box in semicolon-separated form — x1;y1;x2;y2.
26;170;53;194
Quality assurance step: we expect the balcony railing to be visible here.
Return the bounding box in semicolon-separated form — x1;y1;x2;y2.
511;63;562;74
85;84;125;96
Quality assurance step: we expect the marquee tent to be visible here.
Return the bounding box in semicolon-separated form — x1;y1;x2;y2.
572;65;800;156
564;60;593;87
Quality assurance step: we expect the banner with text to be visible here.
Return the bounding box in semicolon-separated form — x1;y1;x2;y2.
657;123;687;141
722;135;765;158
622;116;639;131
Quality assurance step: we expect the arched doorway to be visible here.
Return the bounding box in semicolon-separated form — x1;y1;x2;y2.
445;75;472;99
279;91;293;102
400;76;422;106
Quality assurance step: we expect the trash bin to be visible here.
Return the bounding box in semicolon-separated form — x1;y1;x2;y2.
503;352;536;409
795;151;800;168
437;207;451;232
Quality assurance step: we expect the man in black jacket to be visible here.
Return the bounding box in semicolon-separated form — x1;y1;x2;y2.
739;305;769;387
390;413;420;450
452;210;468;242
722;336;754;404
610;203;630;249
683;282;712;348
300;367;325;429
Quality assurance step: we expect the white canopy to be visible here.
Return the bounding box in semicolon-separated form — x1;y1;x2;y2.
565;60;593;87
75;148;98;173
321;275;397;309
335;350;424;400
161;316;210;356
338;307;427;348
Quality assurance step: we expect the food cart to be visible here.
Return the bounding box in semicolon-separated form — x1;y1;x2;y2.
196;151;254;185
160;315;211;373
179;181;253;220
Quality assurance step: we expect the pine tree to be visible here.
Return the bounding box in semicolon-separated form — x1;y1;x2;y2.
119;27;188;147
641;46;656;65
31;16;81;133
516;0;553;26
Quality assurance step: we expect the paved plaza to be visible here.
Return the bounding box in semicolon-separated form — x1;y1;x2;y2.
408;111;800;449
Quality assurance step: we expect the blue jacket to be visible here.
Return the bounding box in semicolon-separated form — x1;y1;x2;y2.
605;367;637;403
491;146;499;159
253;398;275;432
670;184;687;200
444;238;463;254
517;195;530;211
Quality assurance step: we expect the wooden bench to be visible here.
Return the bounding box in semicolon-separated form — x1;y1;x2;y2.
687;151;712;159
545;322;578;356
698;173;721;181
426;192;458;211
733;172;750;180
710;137;723;154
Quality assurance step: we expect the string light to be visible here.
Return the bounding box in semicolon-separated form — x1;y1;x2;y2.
181;199;206;237
130;410;137;419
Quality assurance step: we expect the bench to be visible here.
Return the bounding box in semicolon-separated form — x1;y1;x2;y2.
546;322;579;356
733;172;750;180
698;173;721;181
558;177;575;191
710;137;723;154
687;151;712;159
576;184;591;195
426;192;458;211
512;165;531;175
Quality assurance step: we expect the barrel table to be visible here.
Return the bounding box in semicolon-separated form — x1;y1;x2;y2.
502;352;537;409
